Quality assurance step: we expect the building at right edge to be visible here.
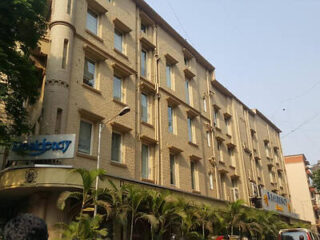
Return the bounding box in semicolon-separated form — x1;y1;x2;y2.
284;154;317;228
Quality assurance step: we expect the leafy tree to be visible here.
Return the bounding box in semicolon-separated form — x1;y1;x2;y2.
0;0;47;144
57;168;108;240
313;169;320;191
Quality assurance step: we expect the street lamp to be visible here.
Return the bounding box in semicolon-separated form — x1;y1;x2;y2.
94;106;130;216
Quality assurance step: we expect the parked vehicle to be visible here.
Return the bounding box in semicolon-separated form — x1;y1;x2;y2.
279;228;319;240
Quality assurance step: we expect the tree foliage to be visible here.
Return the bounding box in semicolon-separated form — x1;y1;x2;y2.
0;0;47;144
313;169;320;192
57;168;310;240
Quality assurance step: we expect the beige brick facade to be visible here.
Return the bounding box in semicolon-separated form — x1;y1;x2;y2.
0;2;293;236
25;0;289;205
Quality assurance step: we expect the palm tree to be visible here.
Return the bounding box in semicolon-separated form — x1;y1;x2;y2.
139;190;181;240
57;214;108;240
56;168;107;239
125;184;148;240
193;204;218;240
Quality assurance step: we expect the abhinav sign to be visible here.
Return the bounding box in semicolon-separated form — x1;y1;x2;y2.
8;134;76;161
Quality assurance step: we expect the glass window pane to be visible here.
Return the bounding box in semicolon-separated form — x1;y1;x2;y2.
83;58;95;87
191;162;195;190
114;31;123;52
207;132;211;147
142;144;149;179
78;121;92;154
141;50;147;77
187;117;192;142
185;80;190;104
111;132;121;162
113;76;122;100
141;94;148;122
166;65;171;88
209;173;214;190
168;106;173;133
86;10;97;34
203;98;207;112
170;154;175;185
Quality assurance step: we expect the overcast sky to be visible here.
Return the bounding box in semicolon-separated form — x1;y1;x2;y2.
145;0;320;164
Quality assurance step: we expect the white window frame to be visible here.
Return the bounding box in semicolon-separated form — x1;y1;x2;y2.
141;93;149;123
141;144;150;179
83;57;96;88
114;29;123;53
113;75;123;101
209;173;214;190
141;49;147;78
111;131;123;163
86;9;98;35
170;154;176;186
78;119;93;155
166;64;172;89
203;97;207;112
207;131;211;147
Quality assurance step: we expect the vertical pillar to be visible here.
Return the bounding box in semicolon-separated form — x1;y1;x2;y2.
41;0;76;134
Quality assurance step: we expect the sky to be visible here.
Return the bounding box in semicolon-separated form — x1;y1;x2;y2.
145;0;320;164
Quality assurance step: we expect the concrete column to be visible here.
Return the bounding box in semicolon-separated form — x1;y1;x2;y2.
41;0;76;134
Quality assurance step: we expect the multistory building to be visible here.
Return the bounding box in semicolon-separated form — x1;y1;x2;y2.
285;154;317;227
0;0;293;238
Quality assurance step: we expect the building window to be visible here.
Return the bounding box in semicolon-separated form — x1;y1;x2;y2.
141;93;149;123
86;9;98;35
114;30;123;52
170;154;176;185
214;109;219;127
113;75;122;101
220;173;226;200
207;131;211;147
228;147;235;167
166;64;173;89
185;79;191;105
217;139;221;151
141;50;147;77
67;0;72;14
78;120;92;154
111;132;122;163
209;173;214;190
83;58;95;88
264;141;270;157
55;108;63;134
187;117;195;143
203;98;207;112
225;116;231;135
141;144;149;179
62;39;68;69
191;161;196;190
141;23;147;33
168;106;174;133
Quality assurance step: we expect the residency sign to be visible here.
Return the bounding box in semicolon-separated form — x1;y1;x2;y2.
261;189;296;217
8;134;76;161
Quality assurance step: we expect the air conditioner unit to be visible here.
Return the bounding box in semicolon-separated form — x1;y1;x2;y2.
231;187;240;201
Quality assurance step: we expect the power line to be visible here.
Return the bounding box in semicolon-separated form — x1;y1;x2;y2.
165;0;192;44
281;112;320;139
271;79;320;118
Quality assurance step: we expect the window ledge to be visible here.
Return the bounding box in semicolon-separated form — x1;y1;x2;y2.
141;178;155;184
226;133;232;138
192;190;201;194
113;98;128;107
141;121;154;129
219;160;225;165
188;141;198;148
111;161;127;168
215;126;221;132
86;29;104;43
77;152;97;161
114;48;128;59
229;165;236;169
82;83;102;95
